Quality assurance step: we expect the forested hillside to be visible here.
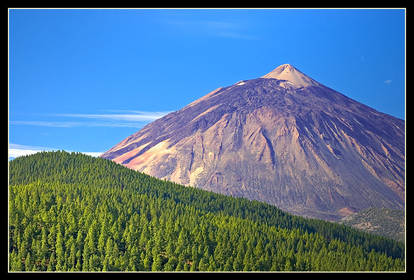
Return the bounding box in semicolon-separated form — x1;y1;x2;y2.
8;151;405;271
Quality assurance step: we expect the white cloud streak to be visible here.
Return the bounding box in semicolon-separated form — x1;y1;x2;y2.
11;121;83;128
56;111;171;122
9;143;102;159
9;143;57;159
10;120;146;128
10;110;172;128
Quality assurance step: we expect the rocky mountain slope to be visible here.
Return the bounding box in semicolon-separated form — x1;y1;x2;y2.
340;208;405;242
101;64;405;221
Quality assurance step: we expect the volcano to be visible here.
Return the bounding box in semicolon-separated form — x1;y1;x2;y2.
101;64;405;221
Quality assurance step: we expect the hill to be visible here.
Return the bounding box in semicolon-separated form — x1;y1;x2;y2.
8;151;405;271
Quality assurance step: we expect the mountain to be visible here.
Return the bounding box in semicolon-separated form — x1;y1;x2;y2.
340;208;405;243
8;151;405;271
101;64;405;221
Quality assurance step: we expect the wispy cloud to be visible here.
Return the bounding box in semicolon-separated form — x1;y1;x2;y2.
215;31;257;40
10;110;172;128
9;143;54;158
56;111;170;122
10;120;146;128
9;143;102;159
166;19;258;40
384;79;392;85
11;121;83;128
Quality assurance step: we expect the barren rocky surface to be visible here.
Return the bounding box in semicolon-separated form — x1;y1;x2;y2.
102;64;405;221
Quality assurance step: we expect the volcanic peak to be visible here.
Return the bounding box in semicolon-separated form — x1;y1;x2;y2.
261;64;321;88
101;63;405;221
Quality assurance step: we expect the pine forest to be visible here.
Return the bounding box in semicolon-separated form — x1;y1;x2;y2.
8;151;405;272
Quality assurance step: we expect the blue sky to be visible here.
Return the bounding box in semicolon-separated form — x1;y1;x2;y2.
9;8;405;157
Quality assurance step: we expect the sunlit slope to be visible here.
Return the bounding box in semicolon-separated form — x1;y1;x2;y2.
9;151;405;271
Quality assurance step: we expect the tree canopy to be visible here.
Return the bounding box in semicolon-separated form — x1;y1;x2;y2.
8;151;405;271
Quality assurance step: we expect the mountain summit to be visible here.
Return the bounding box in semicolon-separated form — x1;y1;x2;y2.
261;64;320;88
101;64;405;221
